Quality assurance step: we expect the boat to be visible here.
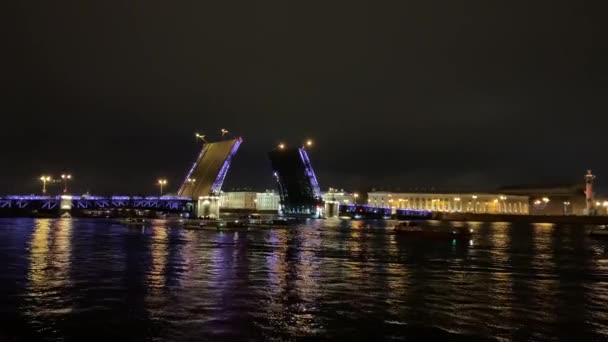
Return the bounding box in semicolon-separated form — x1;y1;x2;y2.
184;219;224;229
264;218;301;228
118;218;150;226
590;226;608;238
394;221;472;239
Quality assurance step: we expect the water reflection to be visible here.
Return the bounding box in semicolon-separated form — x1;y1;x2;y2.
147;225;168;290
26;218;73;330
1;218;608;340
531;222;558;336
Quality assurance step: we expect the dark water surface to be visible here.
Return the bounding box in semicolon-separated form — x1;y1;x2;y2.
1;218;608;341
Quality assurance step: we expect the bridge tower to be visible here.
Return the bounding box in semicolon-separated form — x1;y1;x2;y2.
584;170;596;216
268;145;323;218
178;137;242;218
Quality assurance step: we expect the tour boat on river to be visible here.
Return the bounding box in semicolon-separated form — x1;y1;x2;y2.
590;226;608;238
394;221;473;239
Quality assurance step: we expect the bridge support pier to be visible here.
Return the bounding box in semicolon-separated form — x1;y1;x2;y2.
197;196;220;219
324;201;339;218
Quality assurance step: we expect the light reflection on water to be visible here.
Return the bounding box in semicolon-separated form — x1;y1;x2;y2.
0;218;607;340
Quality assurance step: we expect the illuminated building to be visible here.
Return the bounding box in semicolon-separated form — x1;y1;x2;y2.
255;190;280;211
217;190;281;212
322;188;356;205
219;191;257;210
367;191;530;214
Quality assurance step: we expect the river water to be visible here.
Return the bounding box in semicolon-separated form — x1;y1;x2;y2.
0;218;607;341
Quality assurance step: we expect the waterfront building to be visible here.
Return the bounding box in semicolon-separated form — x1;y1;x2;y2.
322;188;357;218
219;191;257;210
256;190;281;211
499;183;587;215
322;188;356;205
367;191;530;214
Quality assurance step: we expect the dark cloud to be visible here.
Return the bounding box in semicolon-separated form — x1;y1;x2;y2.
1;0;606;195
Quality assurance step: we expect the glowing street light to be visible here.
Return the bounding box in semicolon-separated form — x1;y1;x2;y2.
305;139;313;147
158;179;168;196
542;197;550;204
39;176;52;194
278;143;285;150
61;174;72;193
353;193;360;204
220;128;229;136
195;133;207;142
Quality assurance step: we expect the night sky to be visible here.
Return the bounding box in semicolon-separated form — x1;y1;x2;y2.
2;1;606;195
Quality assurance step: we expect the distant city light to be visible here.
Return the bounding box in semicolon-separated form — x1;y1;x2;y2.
306;139;313;147
542;197;550;203
278;143;285;150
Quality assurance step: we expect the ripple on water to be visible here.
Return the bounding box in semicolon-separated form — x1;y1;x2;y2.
0;218;606;340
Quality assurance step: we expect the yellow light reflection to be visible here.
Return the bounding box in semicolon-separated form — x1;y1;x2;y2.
148;226;168;290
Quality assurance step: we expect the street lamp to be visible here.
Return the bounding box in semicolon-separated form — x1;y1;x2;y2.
61;174;72;193
305;139;313;147
158;179;168;196
278;143;285;150
563;201;571;215
195;133;207;142
353;193;359;204
39;176;51;194
221;128;229;136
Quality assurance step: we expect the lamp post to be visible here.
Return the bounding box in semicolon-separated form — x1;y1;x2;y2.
61;174;72;193
353;193;359;204
158;179;167;196
563;201;571;215
195;133;207;142
40;176;51;195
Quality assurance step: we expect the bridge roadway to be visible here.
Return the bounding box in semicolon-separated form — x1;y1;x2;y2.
0;195;194;213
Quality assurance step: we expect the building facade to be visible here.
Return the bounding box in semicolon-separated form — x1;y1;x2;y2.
256;190;281;211
322;188;356;205
367;191;530;215
219;191;257;210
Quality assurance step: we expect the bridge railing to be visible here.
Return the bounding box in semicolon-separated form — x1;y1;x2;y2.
0;195;194;212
